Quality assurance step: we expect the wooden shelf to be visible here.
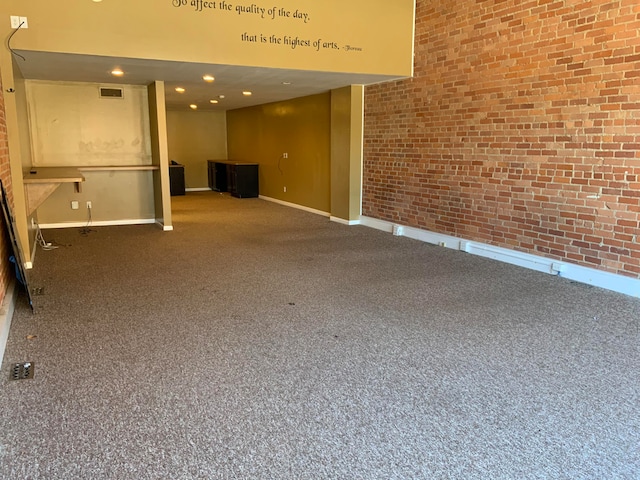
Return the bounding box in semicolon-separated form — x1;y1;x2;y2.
23;167;85;216
76;165;159;172
27;164;159;173
22;165;161;215
23;167;85;184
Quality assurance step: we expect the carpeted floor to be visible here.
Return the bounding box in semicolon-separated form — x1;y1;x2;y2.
0;192;639;479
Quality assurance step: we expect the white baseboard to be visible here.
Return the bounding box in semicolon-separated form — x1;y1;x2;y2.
29;236;37;269
38;219;157;229
259;195;330;217
360;216;640;298
330;216;361;226
0;281;17;367
185;188;210;192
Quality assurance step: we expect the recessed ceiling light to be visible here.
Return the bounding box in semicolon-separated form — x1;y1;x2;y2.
189;104;198;110
202;75;215;82
242;91;252;96
92;0;103;3
282;82;291;85
219;95;225;99
175;87;185;93
209;99;219;104
111;68;124;76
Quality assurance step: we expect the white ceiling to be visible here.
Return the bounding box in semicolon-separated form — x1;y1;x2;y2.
12;50;404;111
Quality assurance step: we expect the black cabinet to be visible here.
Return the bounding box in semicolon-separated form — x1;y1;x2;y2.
228;163;259;198
169;164;185;196
208;160;228;192
207;160;258;198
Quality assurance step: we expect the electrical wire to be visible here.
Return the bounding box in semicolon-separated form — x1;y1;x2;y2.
79;205;95;236
7;22;26;62
35;224;59;251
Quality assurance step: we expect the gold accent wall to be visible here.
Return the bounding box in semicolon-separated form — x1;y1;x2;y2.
227;93;331;213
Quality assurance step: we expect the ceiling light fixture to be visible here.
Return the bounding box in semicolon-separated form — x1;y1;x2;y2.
219;95;225;99
242;91;252;96
202;75;215;82
189;104;198;110
111;68;124;76
175;87;186;93
209;99;219;104
282;82;291;85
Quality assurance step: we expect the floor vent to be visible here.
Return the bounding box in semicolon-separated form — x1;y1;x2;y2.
32;287;45;296
10;362;34;380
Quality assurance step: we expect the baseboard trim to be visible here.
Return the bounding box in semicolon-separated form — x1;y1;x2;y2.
153;219;174;231
29;236;37;269
259;196;330;218
0;281;17;367
185;188;210;192
330;216;361;226
359;216;640;298
38;219;157;229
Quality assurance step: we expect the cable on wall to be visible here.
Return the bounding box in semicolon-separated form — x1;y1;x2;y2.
7;22;26;62
79;205;95;236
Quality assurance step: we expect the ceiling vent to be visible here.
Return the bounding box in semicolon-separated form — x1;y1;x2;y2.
99;87;124;99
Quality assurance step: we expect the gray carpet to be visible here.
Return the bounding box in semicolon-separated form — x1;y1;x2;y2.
0;192;638;479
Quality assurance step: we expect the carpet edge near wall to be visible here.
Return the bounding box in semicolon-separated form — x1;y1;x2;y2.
0;280;17;366
358;215;640;299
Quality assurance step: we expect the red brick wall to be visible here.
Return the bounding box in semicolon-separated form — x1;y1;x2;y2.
363;0;640;278
0;70;14;303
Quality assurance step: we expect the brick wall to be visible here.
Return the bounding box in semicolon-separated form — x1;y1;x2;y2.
0;70;14;303
363;0;640;278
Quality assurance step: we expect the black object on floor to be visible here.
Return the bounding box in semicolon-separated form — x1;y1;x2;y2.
0;180;33;310
169;162;185;196
208;161;259;197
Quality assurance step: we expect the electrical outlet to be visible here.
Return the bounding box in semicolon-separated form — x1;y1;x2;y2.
86;201;92;209
10;16;27;28
283;153;288;159
71;201;79;210
284;186;287;193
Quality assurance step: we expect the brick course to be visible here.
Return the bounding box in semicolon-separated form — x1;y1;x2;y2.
363;0;640;278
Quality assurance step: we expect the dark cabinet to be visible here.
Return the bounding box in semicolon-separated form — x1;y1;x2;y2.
169;164;185;196
208;160;228;192
207;160;258;198
228;163;259;198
